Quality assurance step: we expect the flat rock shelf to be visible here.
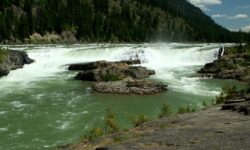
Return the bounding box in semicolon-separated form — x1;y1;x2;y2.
60;106;250;150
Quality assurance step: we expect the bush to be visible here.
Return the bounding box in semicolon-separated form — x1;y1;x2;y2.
222;85;238;99
101;74;122;82
215;93;226;104
202;101;208;108
177;106;195;114
104;109;119;134
247;82;250;93
158;103;172;118
0;48;7;63
132;114;149;127
215;84;240;104
83;127;103;141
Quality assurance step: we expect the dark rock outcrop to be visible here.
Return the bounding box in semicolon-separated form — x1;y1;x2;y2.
68;60;141;71
68;60;167;95
221;99;250;115
199;47;250;82
0;50;34;77
75;66;155;81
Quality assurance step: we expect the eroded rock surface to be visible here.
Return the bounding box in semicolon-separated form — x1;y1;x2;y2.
0;50;34;77
199;47;250;82
59;106;250;150
93;79;167;95
68;60;167;94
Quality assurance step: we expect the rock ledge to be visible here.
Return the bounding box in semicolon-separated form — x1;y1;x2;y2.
68;60;167;94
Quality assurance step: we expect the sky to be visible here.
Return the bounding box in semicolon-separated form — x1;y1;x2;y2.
187;0;250;32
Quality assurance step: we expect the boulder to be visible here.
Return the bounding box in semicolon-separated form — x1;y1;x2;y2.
125;66;155;79
92;79;167;95
0;50;34;77
68;61;110;71
73;61;155;82
69;60;167;95
215;69;245;80
68;60;141;71
244;94;250;100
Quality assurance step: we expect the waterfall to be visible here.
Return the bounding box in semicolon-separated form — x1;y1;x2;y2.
0;43;227;90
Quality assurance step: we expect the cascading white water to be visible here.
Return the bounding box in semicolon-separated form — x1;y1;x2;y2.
0;43;229;94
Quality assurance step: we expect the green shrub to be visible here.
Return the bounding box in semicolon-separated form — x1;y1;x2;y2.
0;48;7;63
132;114;149;127
247;82;250;93
101;74;122;82
177;106;195;114
222;85;237;99
215;93;226;104
82;127;103;141
202;101;208;108
104;109;119;134
158;103;172;118
215;84;239;104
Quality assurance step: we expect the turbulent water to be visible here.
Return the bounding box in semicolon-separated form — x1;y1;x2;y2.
0;43;242;150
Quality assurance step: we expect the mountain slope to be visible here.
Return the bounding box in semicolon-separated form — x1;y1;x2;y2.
136;0;233;41
0;0;248;43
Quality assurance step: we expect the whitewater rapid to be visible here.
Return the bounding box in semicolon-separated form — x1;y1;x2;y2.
0;43;230;95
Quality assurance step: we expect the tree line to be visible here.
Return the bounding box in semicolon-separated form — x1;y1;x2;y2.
0;0;249;43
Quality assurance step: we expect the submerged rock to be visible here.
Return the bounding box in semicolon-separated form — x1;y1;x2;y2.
0;50;34;77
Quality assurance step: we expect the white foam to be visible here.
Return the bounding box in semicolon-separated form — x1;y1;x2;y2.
57;121;70;130
0;128;8;132
0;111;7;115
17;129;24;135
10;101;26;108
0;43;230;96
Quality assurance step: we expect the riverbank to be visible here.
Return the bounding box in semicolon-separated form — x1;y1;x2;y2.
0;44;243;150
59;103;250;150
0;48;34;77
199;44;250;82
58;44;250;150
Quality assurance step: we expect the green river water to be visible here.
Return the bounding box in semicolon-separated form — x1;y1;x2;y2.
0;43;245;149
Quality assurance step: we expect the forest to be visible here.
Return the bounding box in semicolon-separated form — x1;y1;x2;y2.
0;0;249;43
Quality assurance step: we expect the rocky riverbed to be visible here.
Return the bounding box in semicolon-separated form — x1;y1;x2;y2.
68;60;167;94
0;49;34;77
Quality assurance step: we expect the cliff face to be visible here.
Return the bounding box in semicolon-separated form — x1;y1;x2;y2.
0;50;34;77
0;0;245;43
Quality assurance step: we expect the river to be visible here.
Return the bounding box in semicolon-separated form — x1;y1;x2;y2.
0;43;243;149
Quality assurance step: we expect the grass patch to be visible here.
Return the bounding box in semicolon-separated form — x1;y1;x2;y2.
104;109;119;134
177;106;195;114
202;101;208;108
82;127;103;141
158;103;172;118
215;84;238;104
132;114;149;127
0;47;7;63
